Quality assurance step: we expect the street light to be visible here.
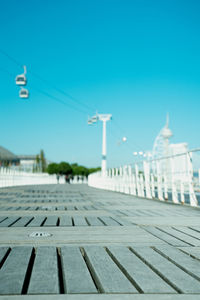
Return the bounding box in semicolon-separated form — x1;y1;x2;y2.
88;113;112;176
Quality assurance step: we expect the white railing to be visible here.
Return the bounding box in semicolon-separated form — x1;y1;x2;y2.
88;149;200;207
0;168;58;187
0;168;88;187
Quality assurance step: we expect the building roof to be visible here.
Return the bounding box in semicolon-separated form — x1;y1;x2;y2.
17;155;36;160
0;146;19;161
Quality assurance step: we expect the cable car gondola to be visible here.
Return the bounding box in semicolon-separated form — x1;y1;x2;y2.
19;88;29;99
88;119;93;125
91;115;98;123
15;66;27;86
16;74;27;85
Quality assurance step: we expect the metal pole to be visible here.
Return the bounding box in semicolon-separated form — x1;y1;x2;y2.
143;160;152;199
187;152;197;206
89;113;111;177
101;120;107;176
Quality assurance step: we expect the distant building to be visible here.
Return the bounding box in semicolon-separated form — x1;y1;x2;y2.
17;155;37;172
152;117;191;182
0;146;42;172
168;143;190;181
0;146;20;166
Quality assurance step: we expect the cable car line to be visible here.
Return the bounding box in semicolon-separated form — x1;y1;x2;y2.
0;66;15;77
0;48;96;114
29;86;89;114
0;63;88;112
0;50;149;158
112;118;144;150
29;70;96;113
0;48;23;68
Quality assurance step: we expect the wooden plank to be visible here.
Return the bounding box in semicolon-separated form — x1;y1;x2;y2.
0;216;7;223
86;217;104;226
59;216;73;226
41;206;56;211
73;216;88;226
84;246;138;293
173;227;200;240
26;216;46;227
75;206;84;210
84;206;95;210
131;246;200;293
107;246;175;293
189;226;200;234
99;217;121;226
12;217;33;227
0;207;7;211
61;246;97;293
17;206;29;210
114;218;133;226
0;247;9;265
43;216;58;226
115;210;129;216
157;227;200;246
155;245;200;280
28;246;59;294
66;205;76;210
56;206;66;211
0;246;32;294
8;207;20;211
0;216;20;227
179;247;200;260
143;226;189;247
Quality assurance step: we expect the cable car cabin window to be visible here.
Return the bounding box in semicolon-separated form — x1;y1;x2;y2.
16;75;27;85
19;89;29;98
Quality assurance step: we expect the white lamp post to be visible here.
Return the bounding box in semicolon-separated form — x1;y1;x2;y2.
88;113;112;177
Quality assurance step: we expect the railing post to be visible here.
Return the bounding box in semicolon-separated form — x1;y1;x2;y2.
187;152;197;206
163;174;168;200
124;165;129;194
156;161;163;201
132;174;136;195
199;168;200;186
151;174;155;198
135;164;141;196
180;181;185;204
115;168;120;192
139;174;145;197
128;165;132;195
170;157;178;204
119;166;123;192
143;161;152;198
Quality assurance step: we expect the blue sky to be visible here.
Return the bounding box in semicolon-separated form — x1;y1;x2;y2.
0;0;200;167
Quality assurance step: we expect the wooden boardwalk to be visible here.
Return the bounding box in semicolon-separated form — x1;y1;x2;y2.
0;184;200;299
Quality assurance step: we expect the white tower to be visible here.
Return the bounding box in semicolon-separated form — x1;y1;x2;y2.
98;114;112;177
152;115;173;176
161;114;173;157
88;113;112;177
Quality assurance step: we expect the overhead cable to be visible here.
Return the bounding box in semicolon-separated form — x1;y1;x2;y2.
0;48;96;114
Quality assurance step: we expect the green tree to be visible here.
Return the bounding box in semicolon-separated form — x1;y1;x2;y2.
46;163;59;175
88;167;101;174
72;165;86;176
47;161;100;177
40;149;46;172
71;163;78;168
58;162;72;175
35;154;40;172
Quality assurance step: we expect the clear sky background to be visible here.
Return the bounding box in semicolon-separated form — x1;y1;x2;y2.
0;0;200;167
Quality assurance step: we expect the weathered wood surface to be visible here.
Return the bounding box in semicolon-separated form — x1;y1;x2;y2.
61;246;97;294
0;184;200;299
28;246;59;294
